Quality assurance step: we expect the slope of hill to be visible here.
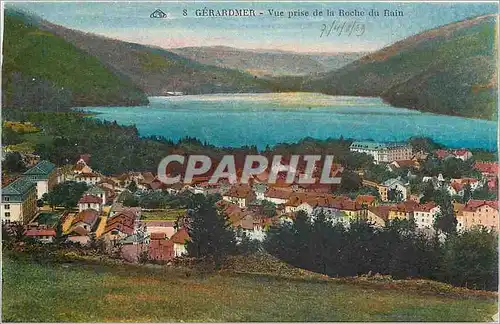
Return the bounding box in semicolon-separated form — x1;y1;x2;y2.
307;15;498;120
38;24;273;95
3;255;497;322
169;46;366;77
2;11;149;110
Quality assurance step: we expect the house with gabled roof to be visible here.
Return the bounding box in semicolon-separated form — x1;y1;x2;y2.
23;160;57;199
85;186;108;205
459;200;498;232
170;228;190;257
78;194;103;212
1;177;37;224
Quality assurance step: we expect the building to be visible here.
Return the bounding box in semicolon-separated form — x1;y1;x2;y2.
413;202;440;230
1;177;38;224
378;178;409;202
24;228;56;243
387;200;419;221
170;228;190;257
78;195;103;213
262;187;291;205
458;200;498;232
366;206;391;227
223;184;255;208
349;142;412;164
70;209;100;233
102;210;138;243
474;161;498;178
85;186;108;205
22;160;57;199
75;172;101;186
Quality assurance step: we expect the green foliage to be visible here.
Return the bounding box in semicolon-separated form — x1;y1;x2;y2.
338;170;362;193
261;200;277;217
2;12;148;110
2;152;26;173
265;212;496;290
126;180;138;193
433;189;457;236
2;127;23;145
364;163;396;184
44;181;88;210
308;16;497;120
186;194;236;269
387;188;403;202
441;228;498;290
472;183;497;200
119;191;139;207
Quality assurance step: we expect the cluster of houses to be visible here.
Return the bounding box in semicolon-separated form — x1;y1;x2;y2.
2;141;499;262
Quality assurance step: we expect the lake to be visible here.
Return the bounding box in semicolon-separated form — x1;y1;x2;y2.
81;93;497;150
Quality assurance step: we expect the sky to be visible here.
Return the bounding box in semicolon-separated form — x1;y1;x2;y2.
5;1;499;53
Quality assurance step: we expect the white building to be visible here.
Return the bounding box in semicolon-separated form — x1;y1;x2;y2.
350;141;412;164
413;203;440;229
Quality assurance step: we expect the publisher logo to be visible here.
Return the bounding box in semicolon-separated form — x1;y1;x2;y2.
150;9;167;18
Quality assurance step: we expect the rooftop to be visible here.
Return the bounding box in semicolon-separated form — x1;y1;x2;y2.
2;177;36;196
350;141;409;150
23;160;56;176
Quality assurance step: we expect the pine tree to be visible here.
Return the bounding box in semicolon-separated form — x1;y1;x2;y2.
433;189;457;236
185;194;236;270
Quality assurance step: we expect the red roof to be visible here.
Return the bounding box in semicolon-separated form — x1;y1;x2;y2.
355;195;376;205
368;206;392;221
78;194;102;204
170;228;190;244
264;187;292;200
225;184;253;199
414;202;437;212
453;149;471;157
72;209;99;226
435;149;451;159
463;200;498;212
474;162;498;176
24;229;56;237
79;154;91;164
150;232;167;240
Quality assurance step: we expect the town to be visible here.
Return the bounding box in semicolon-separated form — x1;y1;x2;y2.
2;133;498;264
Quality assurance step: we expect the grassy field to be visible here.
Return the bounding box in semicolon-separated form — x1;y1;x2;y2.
141;209;186;221
2;257;497;322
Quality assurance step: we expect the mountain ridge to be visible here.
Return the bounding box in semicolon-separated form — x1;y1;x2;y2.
306;14;498;120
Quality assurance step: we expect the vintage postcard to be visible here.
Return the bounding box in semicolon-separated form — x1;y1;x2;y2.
1;1;498;322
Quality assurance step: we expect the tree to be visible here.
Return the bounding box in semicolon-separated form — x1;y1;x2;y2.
2;127;22;145
185;194;236;270
261;200;277;218
442;228;498;290
127;180;138;193
2;152;26;173
339;170;362;193
472;183;497;200
433;189;457;236
462;183;472;203
45;181;88;210
420;181;436;203
387;188;403;202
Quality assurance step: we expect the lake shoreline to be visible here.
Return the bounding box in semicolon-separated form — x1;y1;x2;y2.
79;93;497;151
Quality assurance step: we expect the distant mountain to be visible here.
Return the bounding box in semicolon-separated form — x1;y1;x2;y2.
37;24;273;96
169;46;366;77
2;10;148;110
306;15;498;120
